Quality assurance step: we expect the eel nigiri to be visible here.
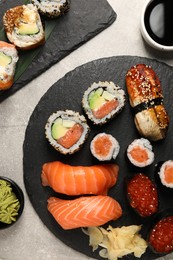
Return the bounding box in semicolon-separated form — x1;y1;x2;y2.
0;41;18;90
47;195;122;230
41;161;119;195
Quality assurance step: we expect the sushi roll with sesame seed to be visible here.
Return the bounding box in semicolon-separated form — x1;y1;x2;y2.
31;0;70;18
82;81;126;125
3;4;45;50
0;41;18;90
127;138;154;167
90;133;120;161
157;160;173;188
45;110;90;155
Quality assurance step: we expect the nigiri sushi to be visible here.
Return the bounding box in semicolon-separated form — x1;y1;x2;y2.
47;195;122;229
41;161;119;195
31;0;70;18
82;81;126;125
0;41;18;90
3;4;45;50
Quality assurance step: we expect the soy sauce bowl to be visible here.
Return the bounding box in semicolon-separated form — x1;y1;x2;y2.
0;176;24;229
140;0;173;51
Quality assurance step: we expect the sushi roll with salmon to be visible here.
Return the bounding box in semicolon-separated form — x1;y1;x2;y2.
0;41;18;90
157;160;173;188
3;4;45;50
82;81;126;125
31;0;70;18
127;138;154;167
45;110;90;154
90;133;120;161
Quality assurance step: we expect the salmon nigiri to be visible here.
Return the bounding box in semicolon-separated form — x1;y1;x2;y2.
41;161;119;195
47;195;122;230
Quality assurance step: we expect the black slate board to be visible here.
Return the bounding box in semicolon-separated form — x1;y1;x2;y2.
0;0;116;102
23;56;173;260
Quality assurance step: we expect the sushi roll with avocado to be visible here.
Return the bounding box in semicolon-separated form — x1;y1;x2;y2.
157;160;173;188
127;138;154;167
90;133;120;161
3;4;45;50
45;110;90;154
31;0;70;18
82;81;126;125
0;41;18;90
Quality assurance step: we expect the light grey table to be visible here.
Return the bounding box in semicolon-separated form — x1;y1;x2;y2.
0;0;173;259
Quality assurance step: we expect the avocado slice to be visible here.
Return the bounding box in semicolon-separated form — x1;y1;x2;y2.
51;118;75;140
0;52;12;67
89;88;105;110
18;23;39;35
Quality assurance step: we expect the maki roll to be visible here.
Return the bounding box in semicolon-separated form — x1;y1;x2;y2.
3;4;45;50
0;41;18;90
90;133;120;161
82;81;126;125
45;110;90;154
157;160;173;188
31;0;70;18
127;138;154;167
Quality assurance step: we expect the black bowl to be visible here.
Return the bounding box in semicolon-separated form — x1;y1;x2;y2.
0;176;24;229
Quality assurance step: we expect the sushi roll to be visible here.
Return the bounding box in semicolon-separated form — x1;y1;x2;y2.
3;4;45;50
0;41;18;90
127;138;154;167
157;160;173;188
45;110;90;154
90;133;120;161
31;0;70;18
82;81;126;125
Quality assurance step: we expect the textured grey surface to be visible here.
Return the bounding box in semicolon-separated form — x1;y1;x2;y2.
0;0;173;260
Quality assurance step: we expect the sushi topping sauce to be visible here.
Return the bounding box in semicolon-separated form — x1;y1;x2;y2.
148;216;173;253
89;88;119;119
127;173;158;217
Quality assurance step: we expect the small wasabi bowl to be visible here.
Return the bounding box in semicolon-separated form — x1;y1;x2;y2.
0;176;24;229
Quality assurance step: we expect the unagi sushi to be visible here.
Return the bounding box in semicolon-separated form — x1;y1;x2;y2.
3;4;45;50
0;41;18;90
41;161;119;195
82;81;126;125
47;195;122;230
32;0;70;18
45;110;90;154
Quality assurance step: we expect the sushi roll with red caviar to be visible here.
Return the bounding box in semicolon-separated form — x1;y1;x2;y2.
31;0;70;18
45;110;90;154
127;138;154;167
157;160;173;188
82;81;126;125
3;4;45;50
0;41;18;90
90;133;120;161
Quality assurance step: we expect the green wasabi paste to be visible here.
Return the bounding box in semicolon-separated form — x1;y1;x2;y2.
0;180;20;224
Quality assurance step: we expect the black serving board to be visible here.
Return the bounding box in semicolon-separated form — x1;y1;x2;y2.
0;0;116;102
23;56;173;260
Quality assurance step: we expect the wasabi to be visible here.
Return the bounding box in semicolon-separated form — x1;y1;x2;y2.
0;180;20;224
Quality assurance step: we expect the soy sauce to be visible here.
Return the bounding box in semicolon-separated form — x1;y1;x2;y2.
144;0;173;46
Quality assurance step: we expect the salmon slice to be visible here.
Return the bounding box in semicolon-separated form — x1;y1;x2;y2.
129;146;149;163
47;195;122;230
41;161;119;195
57;123;84;149
92;99;119;119
0;41;16;48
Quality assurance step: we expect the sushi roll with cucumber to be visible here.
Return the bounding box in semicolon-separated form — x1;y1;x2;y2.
0;41;18;90
157;160;173;188
90;133;120;161
31;0;70;18
127;138;154;167
45;110;90;154
3;4;45;50
82;81;126;125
